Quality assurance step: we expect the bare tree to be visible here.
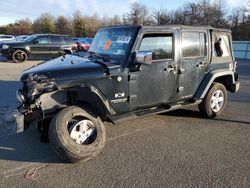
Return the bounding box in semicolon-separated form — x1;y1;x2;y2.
152;9;171;25
123;2;152;25
85;14;102;37
55;16;73;35
11;18;33;35
72;10;86;37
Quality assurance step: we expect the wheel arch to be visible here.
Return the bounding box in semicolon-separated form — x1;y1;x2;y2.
38;85;116;121
74;85;116;121
11;47;30;57
194;69;236;99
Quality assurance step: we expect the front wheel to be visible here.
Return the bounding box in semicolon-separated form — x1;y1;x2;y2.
49;106;106;163
199;82;227;118
12;49;27;63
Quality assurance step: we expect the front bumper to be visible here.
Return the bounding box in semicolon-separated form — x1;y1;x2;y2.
0;48;10;57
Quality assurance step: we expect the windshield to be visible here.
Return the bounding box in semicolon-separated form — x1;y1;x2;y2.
24;35;38;43
89;27;137;62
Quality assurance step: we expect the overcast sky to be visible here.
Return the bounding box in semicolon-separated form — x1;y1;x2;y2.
0;0;245;26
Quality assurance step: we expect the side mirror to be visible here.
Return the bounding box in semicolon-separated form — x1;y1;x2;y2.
136;51;152;65
33;40;38;44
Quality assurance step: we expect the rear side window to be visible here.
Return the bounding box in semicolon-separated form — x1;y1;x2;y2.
182;32;206;58
51;36;64;44
214;34;230;57
63;37;73;44
211;31;233;63
139;35;173;60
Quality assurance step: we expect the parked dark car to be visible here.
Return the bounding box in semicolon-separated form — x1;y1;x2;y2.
15;35;29;41
15;25;239;163
0;34;15;42
73;37;93;51
0;34;77;62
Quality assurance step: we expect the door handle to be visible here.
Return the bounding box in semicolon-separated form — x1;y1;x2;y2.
196;62;205;68
164;65;176;72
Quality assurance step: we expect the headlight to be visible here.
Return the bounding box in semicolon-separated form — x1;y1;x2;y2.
2;44;9;49
26;74;57;98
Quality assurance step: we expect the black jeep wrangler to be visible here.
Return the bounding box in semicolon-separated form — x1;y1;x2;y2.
16;25;239;162
0;34;76;63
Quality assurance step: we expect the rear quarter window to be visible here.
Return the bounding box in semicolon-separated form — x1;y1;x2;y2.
51;36;64;44
63;37;73;44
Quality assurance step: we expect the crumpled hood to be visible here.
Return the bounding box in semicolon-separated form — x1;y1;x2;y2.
21;54;118;87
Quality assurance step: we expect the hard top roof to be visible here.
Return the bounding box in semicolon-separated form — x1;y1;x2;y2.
102;24;231;32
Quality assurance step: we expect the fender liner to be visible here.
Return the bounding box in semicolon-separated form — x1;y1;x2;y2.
194;69;238;99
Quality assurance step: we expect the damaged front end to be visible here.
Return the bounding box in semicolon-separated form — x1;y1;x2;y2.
15;74;61;132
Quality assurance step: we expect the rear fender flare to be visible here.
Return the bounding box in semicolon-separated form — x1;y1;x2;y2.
194;69;236;99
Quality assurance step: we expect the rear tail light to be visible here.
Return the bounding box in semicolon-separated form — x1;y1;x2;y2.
233;61;237;71
229;61;237;71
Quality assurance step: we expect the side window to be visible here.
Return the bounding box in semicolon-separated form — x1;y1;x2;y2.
63;37;73;44
139;35;173;60
36;36;50;44
51;36;64;44
214;34;230;57
182;32;206;58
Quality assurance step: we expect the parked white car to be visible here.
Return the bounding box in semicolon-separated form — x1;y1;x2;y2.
0;35;15;42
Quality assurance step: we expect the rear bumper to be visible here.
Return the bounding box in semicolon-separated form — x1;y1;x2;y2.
231;81;240;93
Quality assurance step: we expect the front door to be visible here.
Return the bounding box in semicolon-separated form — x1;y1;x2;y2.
29;35;51;59
129;33;178;110
178;31;208;99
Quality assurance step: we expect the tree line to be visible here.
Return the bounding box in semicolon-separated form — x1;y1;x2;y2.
0;0;249;40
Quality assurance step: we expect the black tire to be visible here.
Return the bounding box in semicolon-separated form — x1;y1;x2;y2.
199;82;227;118
12;49;27;63
49;106;106;163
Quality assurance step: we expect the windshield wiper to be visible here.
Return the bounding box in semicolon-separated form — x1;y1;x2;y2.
88;51;98;58
88;52;109;74
88;51;120;63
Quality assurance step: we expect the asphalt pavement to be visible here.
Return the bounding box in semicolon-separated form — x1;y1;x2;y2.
0;57;249;187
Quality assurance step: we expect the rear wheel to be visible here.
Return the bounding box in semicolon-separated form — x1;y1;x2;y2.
12;49;27;63
199;82;227;118
49;106;106;163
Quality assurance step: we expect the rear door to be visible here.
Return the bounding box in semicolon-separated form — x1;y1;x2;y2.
178;30;208;99
50;36;64;57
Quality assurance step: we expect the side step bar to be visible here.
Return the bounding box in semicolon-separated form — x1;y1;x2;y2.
111;100;202;124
